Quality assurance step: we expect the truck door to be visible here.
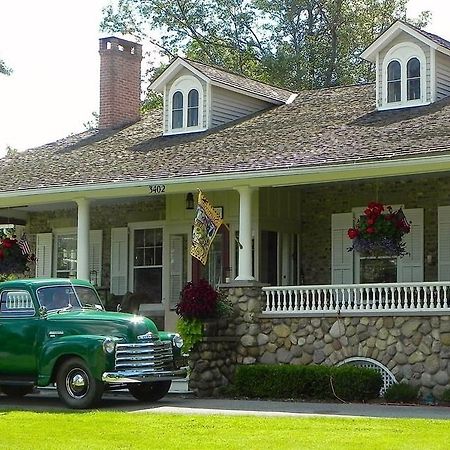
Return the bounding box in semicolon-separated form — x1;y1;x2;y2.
0;289;40;379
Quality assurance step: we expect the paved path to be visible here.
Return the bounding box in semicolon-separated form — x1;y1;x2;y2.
0;388;449;419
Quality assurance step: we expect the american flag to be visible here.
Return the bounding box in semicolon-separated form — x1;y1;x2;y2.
18;233;31;256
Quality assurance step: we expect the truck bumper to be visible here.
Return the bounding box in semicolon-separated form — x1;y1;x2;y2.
102;368;187;384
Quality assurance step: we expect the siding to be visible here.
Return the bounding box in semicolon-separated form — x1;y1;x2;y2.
211;86;272;128
377;31;431;106
436;51;450;100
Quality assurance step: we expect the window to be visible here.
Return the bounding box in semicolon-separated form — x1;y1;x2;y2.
167;76;203;134
55;233;77;278
187;89;199;127
0;290;35;316
172;91;183;129
407;57;421;100
387;61;401;103
381;43;426;109
133;228;163;302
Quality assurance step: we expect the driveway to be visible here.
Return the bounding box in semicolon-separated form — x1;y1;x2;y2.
1;388;449;420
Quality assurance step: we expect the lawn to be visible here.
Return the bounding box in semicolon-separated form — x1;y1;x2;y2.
0;411;448;450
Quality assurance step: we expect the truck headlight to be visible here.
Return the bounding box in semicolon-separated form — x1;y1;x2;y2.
103;337;116;354
172;333;183;349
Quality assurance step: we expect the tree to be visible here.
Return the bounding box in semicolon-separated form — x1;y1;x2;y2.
0;59;12;76
101;0;429;90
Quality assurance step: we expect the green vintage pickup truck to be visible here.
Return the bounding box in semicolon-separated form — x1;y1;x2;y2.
0;278;187;409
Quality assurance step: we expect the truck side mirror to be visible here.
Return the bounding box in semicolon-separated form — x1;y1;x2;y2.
38;306;48;318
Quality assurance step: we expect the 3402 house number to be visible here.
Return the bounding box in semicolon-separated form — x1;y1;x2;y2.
148;185;166;194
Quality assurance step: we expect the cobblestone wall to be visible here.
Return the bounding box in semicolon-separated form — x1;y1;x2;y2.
189;284;450;399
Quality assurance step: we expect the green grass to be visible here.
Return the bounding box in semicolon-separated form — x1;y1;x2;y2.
0;411;448;450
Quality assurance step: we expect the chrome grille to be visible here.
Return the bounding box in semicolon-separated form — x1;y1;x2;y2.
115;340;174;371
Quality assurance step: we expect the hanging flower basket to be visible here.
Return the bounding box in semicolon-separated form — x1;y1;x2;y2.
347;202;411;257
0;231;35;275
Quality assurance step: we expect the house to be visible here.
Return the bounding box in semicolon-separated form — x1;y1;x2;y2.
1;21;450;397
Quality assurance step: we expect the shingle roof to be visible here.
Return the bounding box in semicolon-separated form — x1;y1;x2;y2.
407;23;450;51
184;59;294;104
2;83;450;193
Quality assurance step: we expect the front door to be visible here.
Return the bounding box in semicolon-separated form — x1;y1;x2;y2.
0;289;40;379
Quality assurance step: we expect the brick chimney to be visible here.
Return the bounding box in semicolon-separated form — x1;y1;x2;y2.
99;37;142;129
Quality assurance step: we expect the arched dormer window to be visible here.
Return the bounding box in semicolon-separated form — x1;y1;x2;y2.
407;57;421;100
167;76;204;134
381;43;426;109
172;91;184;129
387;61;401;103
187;89;199;127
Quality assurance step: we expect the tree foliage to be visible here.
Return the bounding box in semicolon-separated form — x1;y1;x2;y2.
101;0;429;90
0;59;12;76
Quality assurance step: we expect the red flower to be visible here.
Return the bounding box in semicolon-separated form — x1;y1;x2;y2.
2;238;14;249
366;226;375;234
347;228;359;239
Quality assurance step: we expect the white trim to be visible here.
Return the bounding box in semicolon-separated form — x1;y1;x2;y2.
166;75;204;135
361;21;450;62
285;93;298;104
375;53;380;107
430;47;437;102
380;42;427;109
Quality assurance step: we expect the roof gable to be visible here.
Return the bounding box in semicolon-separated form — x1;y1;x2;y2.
361;20;450;63
150;57;295;105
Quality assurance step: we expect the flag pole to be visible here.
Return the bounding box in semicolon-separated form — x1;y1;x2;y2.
221;222;243;249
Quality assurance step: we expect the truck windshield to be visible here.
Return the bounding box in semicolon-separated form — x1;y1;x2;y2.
37;286;104;311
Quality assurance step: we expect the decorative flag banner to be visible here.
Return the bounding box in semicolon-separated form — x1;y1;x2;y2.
190;190;224;265
18;233;32;256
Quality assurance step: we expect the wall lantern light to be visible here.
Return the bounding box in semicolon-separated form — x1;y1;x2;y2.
186;192;194;210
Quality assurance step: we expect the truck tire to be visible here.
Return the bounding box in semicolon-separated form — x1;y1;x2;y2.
0;385;33;398
128;381;171;402
56;357;104;409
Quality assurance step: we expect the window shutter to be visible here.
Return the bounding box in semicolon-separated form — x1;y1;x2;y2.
397;208;423;282
169;235;185;310
438;206;450;281
110;227;128;295
35;233;53;278
331;213;353;284
89;230;103;286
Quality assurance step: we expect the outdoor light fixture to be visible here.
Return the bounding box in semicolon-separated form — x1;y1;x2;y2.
186;192;194;210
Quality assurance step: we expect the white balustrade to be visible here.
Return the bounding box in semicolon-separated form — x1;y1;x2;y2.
262;282;450;316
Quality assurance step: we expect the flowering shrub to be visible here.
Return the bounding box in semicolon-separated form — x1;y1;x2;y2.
0;232;35;275
347;202;411;257
176;279;220;320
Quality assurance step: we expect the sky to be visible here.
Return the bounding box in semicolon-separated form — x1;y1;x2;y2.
0;0;449;157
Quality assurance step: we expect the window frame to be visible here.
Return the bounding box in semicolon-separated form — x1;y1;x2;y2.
167;76;204;135
53;227;78;279
380;42;427;110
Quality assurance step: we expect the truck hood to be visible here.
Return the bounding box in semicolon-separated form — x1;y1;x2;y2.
44;309;159;342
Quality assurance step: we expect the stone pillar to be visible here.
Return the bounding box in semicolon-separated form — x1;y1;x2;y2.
235;186;256;281
76;198;90;281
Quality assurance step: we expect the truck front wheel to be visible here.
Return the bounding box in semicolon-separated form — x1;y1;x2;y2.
56;357;104;409
128;381;171;402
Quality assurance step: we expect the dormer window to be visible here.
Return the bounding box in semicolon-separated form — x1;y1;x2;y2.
167;76;204;134
407;58;421;100
387;61;401;103
381;43;426;110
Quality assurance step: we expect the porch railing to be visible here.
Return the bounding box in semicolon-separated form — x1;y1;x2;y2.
262;282;450;316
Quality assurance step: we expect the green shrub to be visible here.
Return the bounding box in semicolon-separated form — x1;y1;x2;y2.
440;388;450;402
384;383;419;403
233;364;382;401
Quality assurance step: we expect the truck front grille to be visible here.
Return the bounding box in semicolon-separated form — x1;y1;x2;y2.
115;341;174;371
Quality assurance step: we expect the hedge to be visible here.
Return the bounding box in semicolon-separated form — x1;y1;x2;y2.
233;364;382;401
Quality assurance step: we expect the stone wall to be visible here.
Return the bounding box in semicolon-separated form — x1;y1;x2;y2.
189;284;450;400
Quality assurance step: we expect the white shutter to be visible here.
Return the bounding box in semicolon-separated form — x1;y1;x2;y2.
110;227;128;295
35;233;53;278
397;208;423;282
438;206;450;281
89;230;103;286
331;213;354;284
169;235;185;309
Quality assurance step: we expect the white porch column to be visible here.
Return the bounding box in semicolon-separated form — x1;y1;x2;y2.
235;186;256;281
76;198;90;281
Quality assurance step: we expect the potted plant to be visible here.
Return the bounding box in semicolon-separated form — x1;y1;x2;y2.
175;279;232;352
347;202;411;257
